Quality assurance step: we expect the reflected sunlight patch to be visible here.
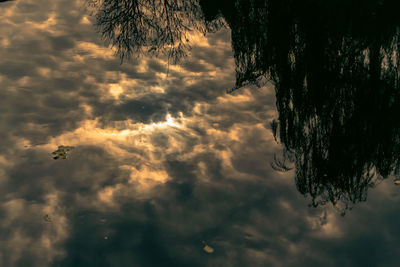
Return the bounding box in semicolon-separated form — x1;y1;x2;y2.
39;114;184;151
37;67;52;77
91;72;167;102
74;41;116;60
26;114;187;198
80;15;91;25
108;83;124;99
306;208;343;238
0;37;10;47
14;80;279;200
98;184;123;206
125;165;169;191
25;12;59;34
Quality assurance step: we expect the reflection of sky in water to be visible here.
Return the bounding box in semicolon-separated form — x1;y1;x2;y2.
0;0;399;266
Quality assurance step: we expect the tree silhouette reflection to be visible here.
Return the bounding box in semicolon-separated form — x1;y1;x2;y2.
207;0;400;212
88;0;223;62
88;0;400;212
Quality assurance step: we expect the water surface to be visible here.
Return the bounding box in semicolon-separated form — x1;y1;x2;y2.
0;0;399;266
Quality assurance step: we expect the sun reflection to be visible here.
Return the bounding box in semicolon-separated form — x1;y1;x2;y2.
142;114;182;130
25;12;58;33
18;113;187;198
108;84;124;99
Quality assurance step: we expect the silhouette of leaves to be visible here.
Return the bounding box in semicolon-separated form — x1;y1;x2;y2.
88;0;225;62
200;0;400;211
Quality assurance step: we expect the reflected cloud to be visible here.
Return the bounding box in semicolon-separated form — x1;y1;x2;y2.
0;194;68;267
1;0;400;266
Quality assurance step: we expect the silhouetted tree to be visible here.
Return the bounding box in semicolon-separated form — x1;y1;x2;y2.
200;0;400;212
87;0;224;63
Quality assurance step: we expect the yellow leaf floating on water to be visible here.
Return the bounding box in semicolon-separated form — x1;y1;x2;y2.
394;179;400;185
203;243;214;253
51;145;74;160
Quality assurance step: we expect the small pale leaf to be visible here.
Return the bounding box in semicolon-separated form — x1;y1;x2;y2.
203;245;214;253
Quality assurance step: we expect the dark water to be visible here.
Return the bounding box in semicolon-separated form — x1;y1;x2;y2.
1;0;399;266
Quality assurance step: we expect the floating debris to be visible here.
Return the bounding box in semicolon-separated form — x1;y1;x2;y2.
394;179;400;185
43;214;52;223
203;245;214;253
51;145;74;160
104;236;108;240
202;241;214;253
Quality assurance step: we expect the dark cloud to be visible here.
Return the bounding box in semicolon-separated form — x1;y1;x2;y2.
0;60;35;79
54;202;192;267
181;60;212;73
147;59;167;73
48;35;76;52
